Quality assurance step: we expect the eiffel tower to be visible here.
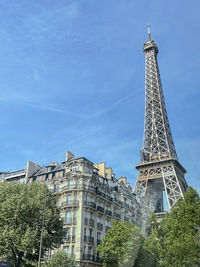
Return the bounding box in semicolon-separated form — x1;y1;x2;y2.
134;26;188;213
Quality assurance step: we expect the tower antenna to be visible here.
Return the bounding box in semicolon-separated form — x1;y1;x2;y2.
148;24;151;41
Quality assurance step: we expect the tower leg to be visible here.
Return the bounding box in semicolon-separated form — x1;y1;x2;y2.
162;165;184;209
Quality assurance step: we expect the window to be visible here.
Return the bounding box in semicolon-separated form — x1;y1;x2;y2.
84;228;87;236
65;211;71;218
97;201;102;207
106;220;111;227
72;227;76;238
89;229;92;237
71;245;74;257
65;227;70;237
65;211;71;223
84;193;88;201
106;205;111;211
71;165;78;172
73;210;76;223
97;232;101;240
68;180;74;189
64;228;70;240
54;184;59;192
63;246;69;255
89;212;93;219
97;216;101;224
74;191;77;201
88;247;93;255
66;194;72;202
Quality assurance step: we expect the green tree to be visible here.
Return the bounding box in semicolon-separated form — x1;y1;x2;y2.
97;219;143;267
135;187;200;267
159;187;200;267
42;251;75;267
134;213;160;267
0;182;65;267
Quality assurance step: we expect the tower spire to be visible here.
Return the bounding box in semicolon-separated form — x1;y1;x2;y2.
148;24;151;41
134;30;188;213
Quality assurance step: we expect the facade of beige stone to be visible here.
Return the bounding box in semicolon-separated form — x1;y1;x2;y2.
0;151;149;267
29;151;149;267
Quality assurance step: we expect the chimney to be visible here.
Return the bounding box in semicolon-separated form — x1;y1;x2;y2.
66;151;75;161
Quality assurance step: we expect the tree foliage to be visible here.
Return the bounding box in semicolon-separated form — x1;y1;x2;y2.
134;213;160;267
42;251;75;267
158;186;200;267
0;182;65;267
97;219;143;267
135;186;200;267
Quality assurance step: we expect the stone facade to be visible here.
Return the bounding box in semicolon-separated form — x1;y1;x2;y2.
28;151;149;267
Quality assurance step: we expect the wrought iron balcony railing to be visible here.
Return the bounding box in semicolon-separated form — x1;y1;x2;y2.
84;235;94;243
105;210;112;216
96;256;103;263
64;218;76;225
61;200;79;207
82;254;95;261
113;212;121;219
97;206;104;213
84;201;96;209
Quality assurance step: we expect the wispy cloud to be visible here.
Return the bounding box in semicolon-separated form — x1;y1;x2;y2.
0;87;142;120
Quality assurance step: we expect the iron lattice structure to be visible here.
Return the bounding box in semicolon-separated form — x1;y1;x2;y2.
134;27;188;212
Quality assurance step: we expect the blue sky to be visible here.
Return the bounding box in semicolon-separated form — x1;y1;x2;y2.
0;0;199;193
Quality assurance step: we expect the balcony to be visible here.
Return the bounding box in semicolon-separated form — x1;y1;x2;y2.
113;212;121;219
64;218;76;225
83;254;95;261
61;200;79;208
82;184;96;192
84;201;96;209
105;210;112;216
97;206;104;213
96;190;113;202
88;236;94;243
61;184;80;192
96;257;103;263
97;223;103;231
84;235;94;243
